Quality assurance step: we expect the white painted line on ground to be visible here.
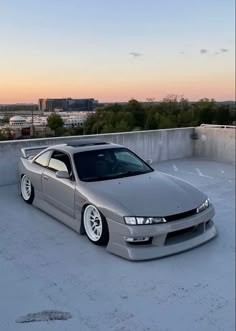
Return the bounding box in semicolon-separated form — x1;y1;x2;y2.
195;168;214;179
173;164;178;171
196;168;203;176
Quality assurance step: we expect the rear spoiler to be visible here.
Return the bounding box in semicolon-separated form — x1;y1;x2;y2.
21;146;49;159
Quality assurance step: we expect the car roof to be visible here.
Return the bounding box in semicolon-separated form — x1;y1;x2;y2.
46;139;123;154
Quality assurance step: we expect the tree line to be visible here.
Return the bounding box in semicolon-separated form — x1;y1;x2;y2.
83;96;235;135
0;96;234;140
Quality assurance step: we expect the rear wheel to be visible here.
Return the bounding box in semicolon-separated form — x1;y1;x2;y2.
21;175;34;204
83;205;109;246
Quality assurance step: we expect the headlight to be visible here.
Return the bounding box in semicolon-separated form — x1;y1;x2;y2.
124;216;166;225
197;198;210;213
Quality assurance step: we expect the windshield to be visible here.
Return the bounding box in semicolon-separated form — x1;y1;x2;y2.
73;147;153;182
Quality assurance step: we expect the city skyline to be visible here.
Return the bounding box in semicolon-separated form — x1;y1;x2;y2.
0;0;235;103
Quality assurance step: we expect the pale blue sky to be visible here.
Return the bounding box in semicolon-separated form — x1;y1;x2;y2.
0;0;235;102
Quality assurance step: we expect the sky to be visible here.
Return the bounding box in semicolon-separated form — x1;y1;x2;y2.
0;0;235;103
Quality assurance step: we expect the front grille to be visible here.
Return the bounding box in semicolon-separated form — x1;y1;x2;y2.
165;223;204;245
164;208;197;222
167;226;196;238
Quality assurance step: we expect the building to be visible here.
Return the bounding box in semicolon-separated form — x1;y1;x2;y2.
0;104;40;117
38;99;46;112
62;115;87;128
0;111;91;140
9;116;27;127
38;98;98;112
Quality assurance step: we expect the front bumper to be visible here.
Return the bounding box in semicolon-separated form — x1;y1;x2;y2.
106;204;217;260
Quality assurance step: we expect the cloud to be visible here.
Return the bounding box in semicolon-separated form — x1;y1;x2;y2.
219;48;228;53
129;52;143;58
200;49;208;54
214;48;229;55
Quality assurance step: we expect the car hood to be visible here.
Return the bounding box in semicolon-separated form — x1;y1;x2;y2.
85;171;206;217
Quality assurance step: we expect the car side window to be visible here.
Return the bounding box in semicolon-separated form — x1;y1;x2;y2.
34;151;51;167
48;151;72;174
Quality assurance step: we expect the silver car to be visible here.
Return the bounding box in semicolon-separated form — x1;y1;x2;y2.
19;139;217;260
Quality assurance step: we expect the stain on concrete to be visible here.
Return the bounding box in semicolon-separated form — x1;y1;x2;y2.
16;310;72;323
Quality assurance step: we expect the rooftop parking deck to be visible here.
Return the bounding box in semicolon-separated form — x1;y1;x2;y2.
0;158;235;331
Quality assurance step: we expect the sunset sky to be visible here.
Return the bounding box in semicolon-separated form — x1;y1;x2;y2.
0;0;235;103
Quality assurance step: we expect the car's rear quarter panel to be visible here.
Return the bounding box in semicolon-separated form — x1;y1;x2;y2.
19;158;43;193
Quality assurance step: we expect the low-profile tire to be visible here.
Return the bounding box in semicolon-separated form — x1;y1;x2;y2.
21;174;34;204
83;205;109;246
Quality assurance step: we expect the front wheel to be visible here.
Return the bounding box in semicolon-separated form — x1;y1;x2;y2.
21;175;34;204
83;205;109;246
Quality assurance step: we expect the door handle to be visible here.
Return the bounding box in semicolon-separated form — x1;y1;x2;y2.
43;175;49;180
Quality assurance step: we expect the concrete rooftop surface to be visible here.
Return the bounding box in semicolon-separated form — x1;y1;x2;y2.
0;158;235;331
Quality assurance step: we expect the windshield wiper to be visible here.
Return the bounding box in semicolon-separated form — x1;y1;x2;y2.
82;170;151;182
112;170;150;179
82;176;107;182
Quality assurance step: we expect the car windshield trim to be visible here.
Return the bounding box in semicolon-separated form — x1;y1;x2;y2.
73;147;154;182
82;170;152;182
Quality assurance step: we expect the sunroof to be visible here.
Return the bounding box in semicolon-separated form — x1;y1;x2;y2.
66;139;109;147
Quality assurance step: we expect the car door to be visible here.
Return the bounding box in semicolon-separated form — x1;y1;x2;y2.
42;150;75;218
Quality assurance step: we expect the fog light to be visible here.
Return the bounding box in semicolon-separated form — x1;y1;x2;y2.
124;237;150;242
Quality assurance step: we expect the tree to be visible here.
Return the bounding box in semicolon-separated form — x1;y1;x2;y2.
0;132;7;141
215;105;231;125
160;94;179;113
177;110;193;127
126;99;145;128
159;114;176;129
115;119;130;132
101;123;115;133
104;103;123;113
2;116;9;124
47;113;64;131
144;110;158;130
195;98;217;125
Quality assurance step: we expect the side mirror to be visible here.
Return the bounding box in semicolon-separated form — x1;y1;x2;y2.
146;159;153;165
56;170;70;179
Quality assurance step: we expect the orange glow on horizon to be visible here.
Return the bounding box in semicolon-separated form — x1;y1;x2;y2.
0;64;235;103
0;82;234;104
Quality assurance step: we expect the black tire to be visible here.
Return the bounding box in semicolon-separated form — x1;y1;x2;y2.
20;174;34;204
83;205;109;246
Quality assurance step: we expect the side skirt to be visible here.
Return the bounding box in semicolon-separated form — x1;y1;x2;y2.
33;198;80;233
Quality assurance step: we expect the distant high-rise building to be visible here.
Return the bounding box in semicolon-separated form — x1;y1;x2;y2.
38;99;47;112
38;98;98;112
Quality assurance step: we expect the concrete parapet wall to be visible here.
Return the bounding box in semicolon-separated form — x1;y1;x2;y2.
0;128;193;186
194;127;235;164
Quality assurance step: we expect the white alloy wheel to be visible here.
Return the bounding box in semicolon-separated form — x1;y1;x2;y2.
21;175;34;203
84;205;103;242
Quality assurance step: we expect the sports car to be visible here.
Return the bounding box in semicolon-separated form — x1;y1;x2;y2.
19;139;217;260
